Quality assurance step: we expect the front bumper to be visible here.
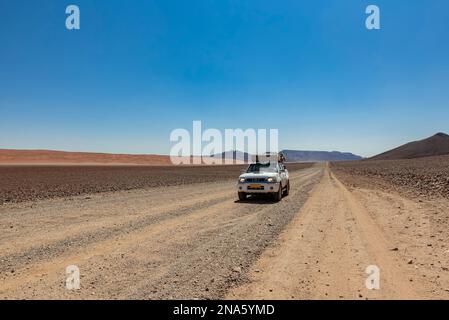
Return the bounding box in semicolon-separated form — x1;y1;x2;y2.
237;182;281;193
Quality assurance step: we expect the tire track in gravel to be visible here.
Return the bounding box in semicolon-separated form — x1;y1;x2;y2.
0;192;235;274
129;167;323;299
228;165;429;300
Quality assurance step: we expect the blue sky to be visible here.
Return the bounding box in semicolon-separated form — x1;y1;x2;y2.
1;0;448;157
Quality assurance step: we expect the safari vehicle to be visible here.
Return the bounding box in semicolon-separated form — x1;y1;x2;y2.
237;153;290;201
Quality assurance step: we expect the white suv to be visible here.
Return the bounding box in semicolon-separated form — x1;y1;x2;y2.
237;161;290;201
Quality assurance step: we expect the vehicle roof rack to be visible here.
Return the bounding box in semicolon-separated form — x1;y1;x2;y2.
252;152;285;164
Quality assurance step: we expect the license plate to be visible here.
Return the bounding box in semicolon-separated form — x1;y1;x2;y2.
248;184;263;189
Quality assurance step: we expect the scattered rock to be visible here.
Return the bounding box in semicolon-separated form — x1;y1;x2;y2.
232;267;242;273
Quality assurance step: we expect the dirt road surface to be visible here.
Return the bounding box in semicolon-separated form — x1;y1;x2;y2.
0;166;322;299
1;163;448;299
228;165;449;299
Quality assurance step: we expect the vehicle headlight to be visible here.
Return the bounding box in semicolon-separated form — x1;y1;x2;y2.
267;177;276;183
239;178;246;183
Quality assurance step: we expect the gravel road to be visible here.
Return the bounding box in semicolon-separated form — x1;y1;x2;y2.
0;163;312;204
0;165;322;299
3;162;447;300
229;165;449;300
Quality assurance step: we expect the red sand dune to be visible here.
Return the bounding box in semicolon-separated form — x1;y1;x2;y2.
0;149;244;165
0;149;172;165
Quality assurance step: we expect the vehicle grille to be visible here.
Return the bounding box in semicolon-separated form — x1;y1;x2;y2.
245;178;267;183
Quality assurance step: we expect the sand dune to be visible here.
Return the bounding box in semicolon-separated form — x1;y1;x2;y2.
0;149;172;165
0;149;245;166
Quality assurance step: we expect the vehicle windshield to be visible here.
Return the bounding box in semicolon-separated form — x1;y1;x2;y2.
246;162;278;173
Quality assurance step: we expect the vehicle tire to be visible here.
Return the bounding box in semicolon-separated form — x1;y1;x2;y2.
283;181;290;196
238;192;247;201
274;183;282;202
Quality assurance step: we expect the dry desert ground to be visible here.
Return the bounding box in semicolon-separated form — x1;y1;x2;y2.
1;159;448;299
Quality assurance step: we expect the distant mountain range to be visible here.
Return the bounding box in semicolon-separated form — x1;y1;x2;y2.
281;150;362;162
3;132;447;165
371;132;449;160
213;150;362;162
213;132;449;163
211;150;251;162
